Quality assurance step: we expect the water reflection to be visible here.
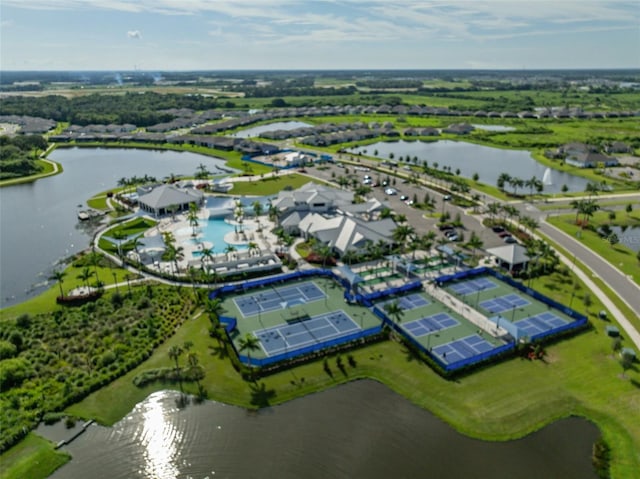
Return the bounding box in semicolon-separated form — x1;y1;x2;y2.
44;381;599;479
348;140;590;193
138;393;181;479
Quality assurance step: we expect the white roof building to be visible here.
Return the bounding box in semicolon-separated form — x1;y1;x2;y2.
138;184;204;217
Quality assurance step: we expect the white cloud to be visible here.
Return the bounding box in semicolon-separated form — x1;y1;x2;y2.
127;30;142;39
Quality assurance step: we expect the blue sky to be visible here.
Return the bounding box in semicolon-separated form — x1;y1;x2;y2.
1;0;638;71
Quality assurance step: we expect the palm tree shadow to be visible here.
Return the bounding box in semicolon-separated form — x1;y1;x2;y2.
209;344;228;360
401;345;419;363
629;378;640;389
250;382;277;407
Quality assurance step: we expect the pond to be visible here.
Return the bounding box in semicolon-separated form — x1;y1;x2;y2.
0;148;232;307
472;124;516;132
603;225;640;253
40;381;600;479
231;121;312;138
348;140;590;194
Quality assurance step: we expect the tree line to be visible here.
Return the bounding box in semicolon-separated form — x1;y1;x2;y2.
0;134;48;180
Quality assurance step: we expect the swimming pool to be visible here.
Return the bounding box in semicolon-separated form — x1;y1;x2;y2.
186;217;251;254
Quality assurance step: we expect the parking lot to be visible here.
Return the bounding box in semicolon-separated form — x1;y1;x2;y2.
308;160;506;251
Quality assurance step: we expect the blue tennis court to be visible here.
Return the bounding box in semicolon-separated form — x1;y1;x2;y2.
479;294;530;314
517;312;569;337
403;312;459;338
449;277;498;296
233;281;326;317
253;310;360;356
432;334;496;364
379;293;430;311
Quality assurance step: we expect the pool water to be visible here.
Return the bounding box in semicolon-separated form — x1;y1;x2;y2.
190;217;251;253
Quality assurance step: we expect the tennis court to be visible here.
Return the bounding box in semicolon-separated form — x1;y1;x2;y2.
403;312;459;338
379;293;430;311
432;334;496;364
254;310;360;356
449;277;498;296
479;294;530;314
233;281;325;317
516;312;569;337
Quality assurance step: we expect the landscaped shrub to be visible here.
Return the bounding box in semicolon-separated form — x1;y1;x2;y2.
0;284;196;453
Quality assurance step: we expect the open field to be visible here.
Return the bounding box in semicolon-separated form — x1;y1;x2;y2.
228;173;327;195
0;433;69;479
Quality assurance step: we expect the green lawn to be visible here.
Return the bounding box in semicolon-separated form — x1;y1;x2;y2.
64;311;639;478
229;173;327;196
0;433;69;479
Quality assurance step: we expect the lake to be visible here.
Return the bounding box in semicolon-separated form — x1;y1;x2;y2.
348;140;590;193
231;121;312;138
0;148;231;307
41;380;599;479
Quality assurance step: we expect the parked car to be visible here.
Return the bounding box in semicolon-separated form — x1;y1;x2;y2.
400;195;409;201
443;195;452;201
492;225;505;233
504;236;518;244
438;224;454;231
385;188;397;195
405;200;414;206
498;231;512;238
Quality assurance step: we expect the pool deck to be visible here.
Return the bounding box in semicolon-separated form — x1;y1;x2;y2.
139;210;280;275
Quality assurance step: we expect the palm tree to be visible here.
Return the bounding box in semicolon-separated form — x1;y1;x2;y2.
195;163;209;179
77;267;95;290
520;215;539;236
167;203;180;221
394;213;407;224
224;244;237;261
313;242;333;269
585;181;600;198
497;172;511;192
508;177;524;196
525;176;541;197
205;298;225;327
252;200;263;218
187;202;199;236
581;199;600;229
247;241;260;257
168;345;183;371
49;270;66;297
200;246;215;268
486;202;501;223
238;333;260;367
87;249;102;286
467;231;484;259
383;300;404;325
570;199;586;225
392;225;414;254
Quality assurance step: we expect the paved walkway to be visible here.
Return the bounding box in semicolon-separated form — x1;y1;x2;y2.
423;282;508;339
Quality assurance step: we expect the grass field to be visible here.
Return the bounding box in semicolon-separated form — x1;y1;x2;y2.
228;173;327;196
0;433;70;479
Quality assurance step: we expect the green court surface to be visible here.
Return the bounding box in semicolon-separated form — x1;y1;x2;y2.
359;266;392;278
374;291;503;351
445;275;575;325
220;276;383;360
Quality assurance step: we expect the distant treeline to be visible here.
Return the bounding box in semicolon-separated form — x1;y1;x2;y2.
0;135;48;180
234;85;357;98
0;92;221;126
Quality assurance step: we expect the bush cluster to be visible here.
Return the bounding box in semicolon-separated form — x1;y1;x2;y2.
0;285;196;452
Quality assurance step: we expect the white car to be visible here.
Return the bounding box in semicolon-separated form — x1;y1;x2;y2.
385;188;397;195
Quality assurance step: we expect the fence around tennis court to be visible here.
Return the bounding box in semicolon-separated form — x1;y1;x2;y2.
435;267;588;342
211;268;384;367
